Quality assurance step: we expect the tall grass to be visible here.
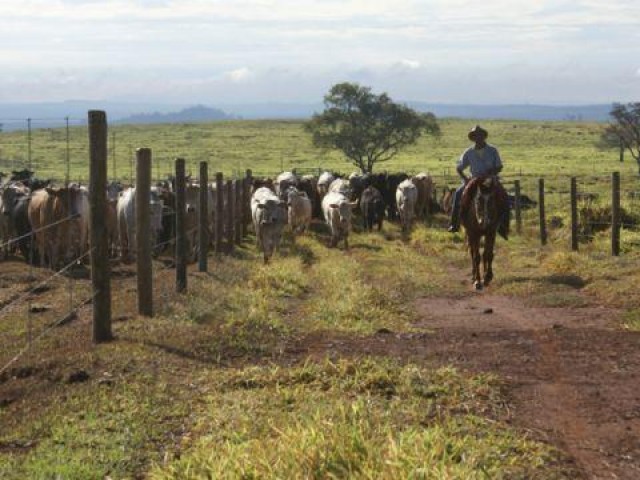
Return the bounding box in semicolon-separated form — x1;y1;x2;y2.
150;359;562;479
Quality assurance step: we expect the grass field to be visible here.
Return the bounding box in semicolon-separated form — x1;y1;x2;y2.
0;118;630;181
1;118;639;478
2;117;638;251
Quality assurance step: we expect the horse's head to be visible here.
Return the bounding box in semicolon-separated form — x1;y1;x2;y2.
474;176;499;228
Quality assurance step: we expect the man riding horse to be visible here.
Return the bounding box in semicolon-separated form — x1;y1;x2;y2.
448;125;509;239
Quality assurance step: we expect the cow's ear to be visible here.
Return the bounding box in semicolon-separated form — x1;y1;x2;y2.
45;187;55;195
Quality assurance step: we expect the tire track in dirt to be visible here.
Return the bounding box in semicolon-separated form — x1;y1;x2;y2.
413;291;640;480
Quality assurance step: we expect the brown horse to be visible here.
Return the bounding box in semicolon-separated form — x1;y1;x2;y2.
461;177;501;290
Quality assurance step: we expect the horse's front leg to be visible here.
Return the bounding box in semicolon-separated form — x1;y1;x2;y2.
483;232;495;286
469;238;482;290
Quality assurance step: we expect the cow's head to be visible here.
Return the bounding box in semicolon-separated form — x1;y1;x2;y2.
257;199;286;225
46;187;82;218
329;200;356;229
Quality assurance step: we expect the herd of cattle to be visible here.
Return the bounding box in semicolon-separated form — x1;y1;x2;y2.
0;168;458;269
251;170;444;262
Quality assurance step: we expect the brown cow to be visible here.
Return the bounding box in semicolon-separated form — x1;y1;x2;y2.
28;187;80;269
441;188;455;216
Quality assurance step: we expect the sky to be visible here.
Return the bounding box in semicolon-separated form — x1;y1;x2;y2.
1;0;639;105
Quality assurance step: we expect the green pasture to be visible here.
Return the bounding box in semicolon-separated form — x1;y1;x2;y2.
0;118;630;182
2;117;638;251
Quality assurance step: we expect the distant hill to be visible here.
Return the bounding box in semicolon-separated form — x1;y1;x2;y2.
0;100;613;131
117;105;235;125
218;102;612;122
407;103;612;122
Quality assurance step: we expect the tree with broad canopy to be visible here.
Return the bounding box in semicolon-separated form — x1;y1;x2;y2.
305;83;440;174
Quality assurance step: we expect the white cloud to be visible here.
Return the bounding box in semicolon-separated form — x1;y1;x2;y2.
224;67;253;83
399;59;421;70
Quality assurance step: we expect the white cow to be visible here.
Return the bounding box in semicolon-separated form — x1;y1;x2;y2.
317;171;335;198
322;191;354;249
411;172;434;220
396;179;418;233
275;171;298;200
116;187;164;261
185;183;215;261
251;187;287;263
286;187;312;241
70;184;90;260
328;178;351;196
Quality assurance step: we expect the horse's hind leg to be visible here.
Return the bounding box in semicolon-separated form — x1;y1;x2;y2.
483;233;495;286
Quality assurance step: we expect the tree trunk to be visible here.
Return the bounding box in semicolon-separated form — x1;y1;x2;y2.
619;140;624;163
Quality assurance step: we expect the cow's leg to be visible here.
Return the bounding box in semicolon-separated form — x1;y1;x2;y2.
344;233;349;250
119;218;128;262
49;230;58;270
81;220;89;260
483;232;496;286
330;234;337;248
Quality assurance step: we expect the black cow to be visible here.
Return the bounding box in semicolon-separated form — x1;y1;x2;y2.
298;176;322;219
508;194;537;210
361;186;385;231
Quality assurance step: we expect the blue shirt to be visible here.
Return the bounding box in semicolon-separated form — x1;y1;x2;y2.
457;144;502;177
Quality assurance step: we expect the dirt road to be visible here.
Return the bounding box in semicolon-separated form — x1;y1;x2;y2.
292;289;640;479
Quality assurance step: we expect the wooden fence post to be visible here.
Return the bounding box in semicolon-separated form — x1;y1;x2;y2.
88;110;112;342
539;178;547;246
570;177;578;252
198;161;209;272
235;179;242;245
215;172;224;254
514;179;522;235
175;158;187;292
226;179;235;252
612;171;620;256
136;148;153;316
243;169;252;237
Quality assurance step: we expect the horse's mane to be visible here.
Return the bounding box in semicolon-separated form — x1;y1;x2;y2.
462;177;511;212
461;177;489;214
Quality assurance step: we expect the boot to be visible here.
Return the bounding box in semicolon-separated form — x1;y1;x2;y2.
448;216;460;233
